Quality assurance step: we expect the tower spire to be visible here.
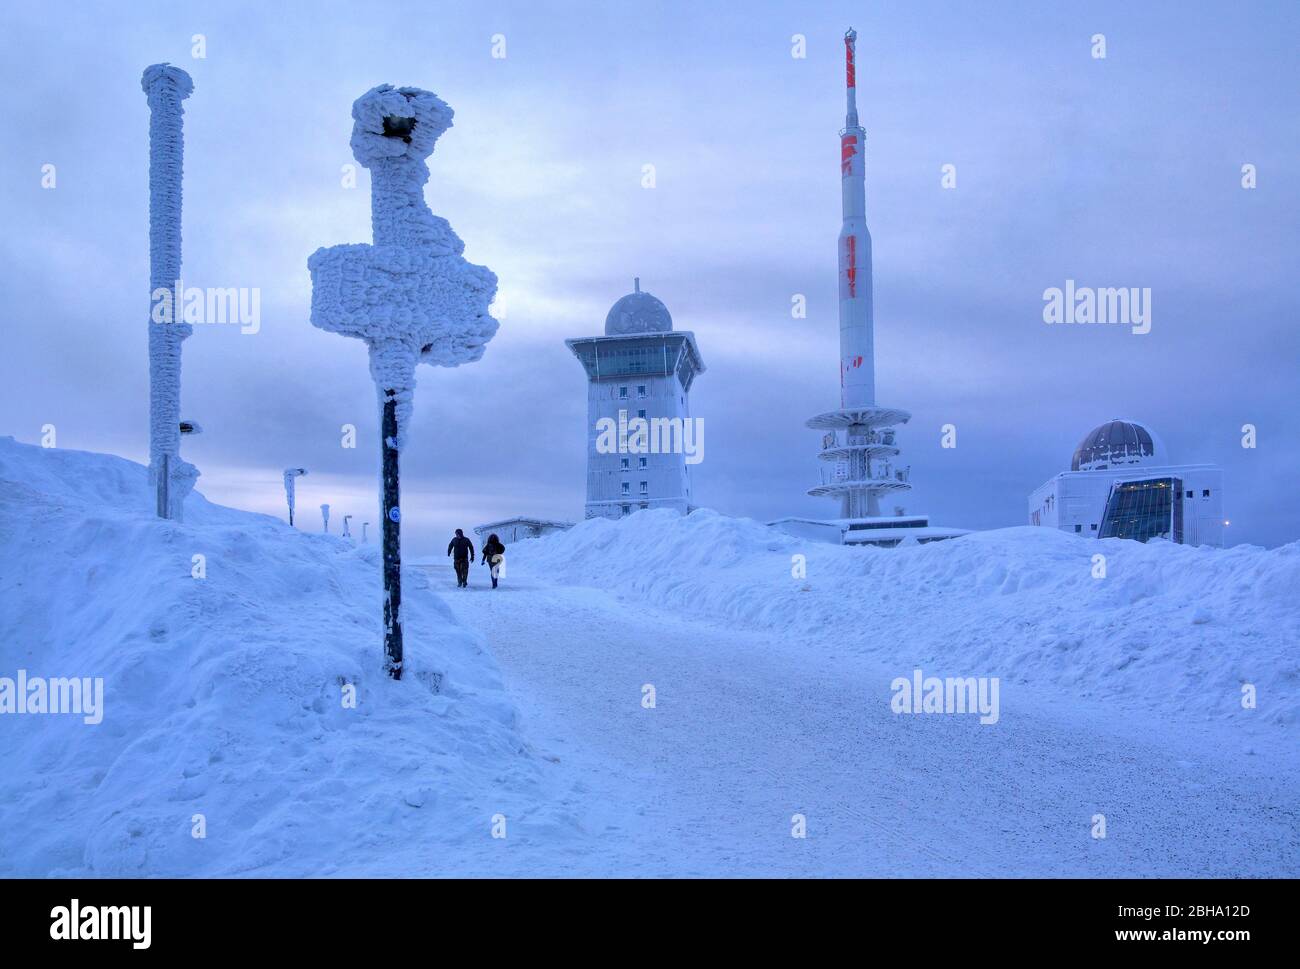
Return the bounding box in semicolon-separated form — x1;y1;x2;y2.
844;28;859;129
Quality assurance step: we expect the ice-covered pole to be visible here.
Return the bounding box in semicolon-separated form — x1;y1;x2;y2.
342;514;353;539
142;64;199;520
838;28;875;409
361;522;369;543
321;503;330;532
283;468;307;526
309;85;498;679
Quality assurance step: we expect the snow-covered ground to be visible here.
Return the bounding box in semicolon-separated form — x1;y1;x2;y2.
2;438;1296;876
429;517;1299;876
0;437;567;876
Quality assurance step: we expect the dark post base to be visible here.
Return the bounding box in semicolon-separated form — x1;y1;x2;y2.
381;391;403;679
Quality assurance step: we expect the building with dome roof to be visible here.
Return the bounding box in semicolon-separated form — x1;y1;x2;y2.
1028;419;1224;545
565;279;705;520
1069;418;1167;472
604;284;675;335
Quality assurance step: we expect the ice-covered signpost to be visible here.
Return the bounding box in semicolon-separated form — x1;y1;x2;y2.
142;64;199;520
283;468;307;526
320;503;330;533
309;85;498;679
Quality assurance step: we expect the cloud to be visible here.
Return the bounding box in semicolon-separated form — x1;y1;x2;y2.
1;0;1297;549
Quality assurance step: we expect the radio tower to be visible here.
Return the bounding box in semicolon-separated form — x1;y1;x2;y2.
806;28;912;520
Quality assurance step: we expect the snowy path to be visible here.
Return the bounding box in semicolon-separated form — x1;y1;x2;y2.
427;564;1299;877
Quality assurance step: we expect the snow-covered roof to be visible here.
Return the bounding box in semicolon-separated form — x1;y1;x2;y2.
565;330;707;383
473;517;575;532
1071;418;1166;472
768;515;930;527
606;289;672;335
842;526;970;545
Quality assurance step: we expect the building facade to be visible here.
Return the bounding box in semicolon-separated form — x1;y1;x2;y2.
1028;419;1225;546
566;280;705;520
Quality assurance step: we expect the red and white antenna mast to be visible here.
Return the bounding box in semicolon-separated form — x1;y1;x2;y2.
806;28;914;521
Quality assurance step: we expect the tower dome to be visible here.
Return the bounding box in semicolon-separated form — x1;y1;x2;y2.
1071;419;1166;472
605;278;672;335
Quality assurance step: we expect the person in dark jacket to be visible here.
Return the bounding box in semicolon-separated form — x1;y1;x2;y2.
481;533;506;589
447;529;475;588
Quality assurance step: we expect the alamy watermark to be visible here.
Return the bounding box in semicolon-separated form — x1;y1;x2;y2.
596;409;704;464
890;668;1000;724
50;899;150;949
1043;280;1150;335
151;279;261;334
0;670;103;724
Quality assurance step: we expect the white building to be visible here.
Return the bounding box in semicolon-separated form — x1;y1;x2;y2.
1028;418;1224;546
473;517;574;543
566;280;705;521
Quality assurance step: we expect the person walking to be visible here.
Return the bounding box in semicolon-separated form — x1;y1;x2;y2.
447;528;475;588
481;533;506;589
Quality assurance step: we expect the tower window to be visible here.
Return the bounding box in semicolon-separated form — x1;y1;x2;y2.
638;457;647;469
637;384;647;398
621;482;630;495
1186;490;1193;499
639;481;648;495
1075;524;1082;533
618;386;628;399
620;458;629;471
637;409;646;419
1202;489;1210;497
621;504;631;515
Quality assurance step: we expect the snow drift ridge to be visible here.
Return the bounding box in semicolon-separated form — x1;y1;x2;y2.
516;508;1300;734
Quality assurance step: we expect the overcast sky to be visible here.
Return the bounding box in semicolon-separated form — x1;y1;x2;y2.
2;0;1297;552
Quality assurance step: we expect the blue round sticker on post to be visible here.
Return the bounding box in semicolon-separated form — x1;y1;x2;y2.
388;507;400;523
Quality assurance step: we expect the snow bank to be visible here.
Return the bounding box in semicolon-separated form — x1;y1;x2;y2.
0;437;553;876
515;509;1300;733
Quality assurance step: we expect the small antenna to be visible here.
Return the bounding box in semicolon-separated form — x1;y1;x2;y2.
634;276;641;293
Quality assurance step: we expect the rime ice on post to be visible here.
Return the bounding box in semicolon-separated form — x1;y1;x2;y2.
283;468;307;526
142;64;199;520
308;85;498;679
321;503;331;533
